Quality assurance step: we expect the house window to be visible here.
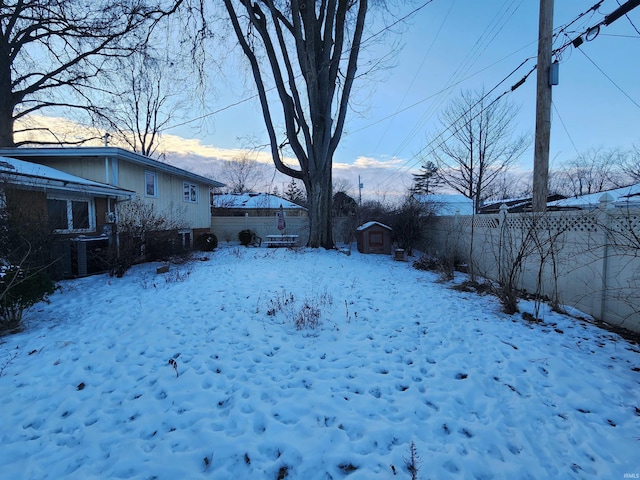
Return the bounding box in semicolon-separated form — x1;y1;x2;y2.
183;182;198;203
47;197;94;233
145;171;157;197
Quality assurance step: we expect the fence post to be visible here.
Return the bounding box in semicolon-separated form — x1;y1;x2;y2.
498;204;508;285
598;193;614;321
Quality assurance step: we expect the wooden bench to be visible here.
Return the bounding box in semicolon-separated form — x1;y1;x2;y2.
265;234;299;248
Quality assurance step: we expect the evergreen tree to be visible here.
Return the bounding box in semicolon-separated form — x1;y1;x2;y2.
284;179;305;206
411;161;441;195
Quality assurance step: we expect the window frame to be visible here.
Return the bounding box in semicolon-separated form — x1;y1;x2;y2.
47;196;95;234
183;181;198;203
145;171;158;198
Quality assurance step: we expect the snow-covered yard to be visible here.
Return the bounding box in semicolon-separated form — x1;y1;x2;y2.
0;246;638;479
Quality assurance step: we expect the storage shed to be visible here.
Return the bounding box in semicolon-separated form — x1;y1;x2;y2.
356;221;392;254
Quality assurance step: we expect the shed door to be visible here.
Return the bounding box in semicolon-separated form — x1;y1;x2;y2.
369;230;385;253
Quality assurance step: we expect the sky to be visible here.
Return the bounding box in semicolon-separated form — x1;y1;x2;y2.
20;1;640;200
164;0;640;198
1;246;639;478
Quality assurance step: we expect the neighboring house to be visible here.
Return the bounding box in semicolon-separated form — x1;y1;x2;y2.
478;185;640;213
212;193;308;217
0;147;224;245
546;184;640;210
0;156;135;277
479;194;566;214
413;194;474;216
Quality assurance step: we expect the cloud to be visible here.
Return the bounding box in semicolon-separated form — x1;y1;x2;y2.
15;114;414;201
159;134;279;165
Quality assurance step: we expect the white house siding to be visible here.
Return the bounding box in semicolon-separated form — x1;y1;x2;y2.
22;157;107;186
27;158;211;230
115;162;211;230
0;148;222;233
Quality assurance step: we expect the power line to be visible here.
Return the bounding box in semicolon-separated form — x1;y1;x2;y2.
376;62;537;191
386;0;527;161
551;101;580;156
577;48;640;109
162;2;435;133
371;1;454;153
374;2;606;190
616;0;640;34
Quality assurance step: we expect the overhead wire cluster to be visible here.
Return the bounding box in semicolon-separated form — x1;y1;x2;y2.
159;1;637;194
374;0;631;193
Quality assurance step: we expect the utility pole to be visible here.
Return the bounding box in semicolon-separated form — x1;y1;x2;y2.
532;0;554;213
358;175;363;206
532;0;640;212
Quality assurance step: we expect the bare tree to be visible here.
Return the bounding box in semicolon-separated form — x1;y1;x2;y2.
484;171;531;201
219;155;269;194
97;52;181;157
221;0;369;248
620;145;640;183
427;89;529;213
554;147;627;197
0;0;184;147
333;177;354;197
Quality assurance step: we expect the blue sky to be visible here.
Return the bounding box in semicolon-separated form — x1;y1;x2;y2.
159;1;640;197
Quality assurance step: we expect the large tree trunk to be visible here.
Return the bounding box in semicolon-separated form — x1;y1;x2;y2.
305;167;333;249
0;40;14;147
222;0;368;250
0;97;14;148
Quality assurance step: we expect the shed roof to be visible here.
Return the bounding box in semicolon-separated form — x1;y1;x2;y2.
0;156;134;198
356;221;392;231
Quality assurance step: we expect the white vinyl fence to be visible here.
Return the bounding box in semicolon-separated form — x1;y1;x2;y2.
212;215;310;245
423;202;640;332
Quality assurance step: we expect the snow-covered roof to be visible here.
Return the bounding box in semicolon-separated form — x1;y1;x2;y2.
414;194;475;215
356;221;391;231
212;193;307;210
548;184;640;209
0;156;134;198
0;147;224;188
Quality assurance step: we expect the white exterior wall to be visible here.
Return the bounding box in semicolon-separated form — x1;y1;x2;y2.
32;156;212;230
424;207;640;332
117;162;211;229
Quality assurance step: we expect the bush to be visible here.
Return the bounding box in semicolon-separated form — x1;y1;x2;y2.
1;265;55;332
413;253;460;281
113;199;188;276
238;229;253;246
196;233;218;252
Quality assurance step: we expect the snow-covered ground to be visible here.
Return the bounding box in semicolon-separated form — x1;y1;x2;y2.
0;246;638;479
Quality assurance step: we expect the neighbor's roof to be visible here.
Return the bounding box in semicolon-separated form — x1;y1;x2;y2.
414;194;474;215
0;147;224;188
547;184;640;209
356;221;392;231
0;156;135;198
212;193;307;210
